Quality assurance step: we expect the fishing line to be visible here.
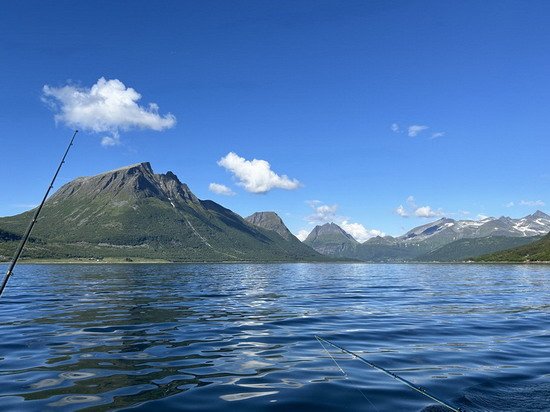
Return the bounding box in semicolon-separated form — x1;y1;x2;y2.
0;130;78;298
317;336;380;411
315;336;463;412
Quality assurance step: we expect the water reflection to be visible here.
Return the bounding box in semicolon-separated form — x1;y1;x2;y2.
0;263;549;411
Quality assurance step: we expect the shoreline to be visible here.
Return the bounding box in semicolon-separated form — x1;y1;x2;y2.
1;259;549;265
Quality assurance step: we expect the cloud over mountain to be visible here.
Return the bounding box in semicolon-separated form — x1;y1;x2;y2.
217;152;300;194
340;221;384;242
305;201;383;242
295;229;311;241
208;183;235;196
306;201;338;224
414;205;442;218
42;77;176;146
520;200;545;207
395;196;444;219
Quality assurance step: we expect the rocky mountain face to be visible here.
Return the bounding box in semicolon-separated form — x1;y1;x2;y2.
303;223;358;256
245;212;294;241
0;163;325;262
302;212;550;262
244;211;322;256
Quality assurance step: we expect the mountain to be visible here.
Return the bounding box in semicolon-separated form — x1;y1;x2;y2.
244;211;322;256
304;223;358;257
398;212;550;246
475;232;550;262
365;235;397;245
416;236;542;262
245;212;293;240
301;212;550;262
0;163;325;262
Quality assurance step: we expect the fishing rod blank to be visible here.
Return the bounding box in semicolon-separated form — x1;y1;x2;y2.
0;130;78;298
315;336;463;412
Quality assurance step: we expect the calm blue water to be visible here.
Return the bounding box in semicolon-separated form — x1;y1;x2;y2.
0;264;549;411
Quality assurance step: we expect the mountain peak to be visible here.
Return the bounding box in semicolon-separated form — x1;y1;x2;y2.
303;222;358;256
106;162;153;175
49;162;199;205
305;222;358;243
245;211;294;240
531;210;549;219
0;163;326;262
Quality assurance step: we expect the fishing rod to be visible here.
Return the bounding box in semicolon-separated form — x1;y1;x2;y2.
0;130;78;298
315;336;463;412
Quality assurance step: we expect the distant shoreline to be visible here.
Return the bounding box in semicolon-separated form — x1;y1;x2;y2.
1;258;549;265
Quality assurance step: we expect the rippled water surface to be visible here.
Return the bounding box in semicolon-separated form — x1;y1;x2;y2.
0;263;549;411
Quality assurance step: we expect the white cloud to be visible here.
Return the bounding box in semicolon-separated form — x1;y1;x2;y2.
295;229;311;241
42;77;176;146
477;214;490;220
395;195;444;219
101;131;121;147
208;183;236;196
304;201;383;242
505;201;515;208
217;152;300;194
305;201;338;224
395;205;408;217
407;125;429;137
393;124;443;139
519;200;545;207
340;221;384;242
414;205;443;218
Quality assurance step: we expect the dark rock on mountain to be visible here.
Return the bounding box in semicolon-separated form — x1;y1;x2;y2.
0;229;21;242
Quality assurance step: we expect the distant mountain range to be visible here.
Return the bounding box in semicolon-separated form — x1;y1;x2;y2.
0;163;325;262
305;212;550;262
1;162;548;263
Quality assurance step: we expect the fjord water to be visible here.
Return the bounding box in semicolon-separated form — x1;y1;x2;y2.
0;264;548;411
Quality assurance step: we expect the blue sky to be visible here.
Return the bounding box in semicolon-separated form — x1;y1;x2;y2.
1;0;549;239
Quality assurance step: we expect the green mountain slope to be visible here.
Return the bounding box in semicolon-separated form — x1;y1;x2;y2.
475;233;550;262
417;236;542;262
0;229;21;242
0;163;325;262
